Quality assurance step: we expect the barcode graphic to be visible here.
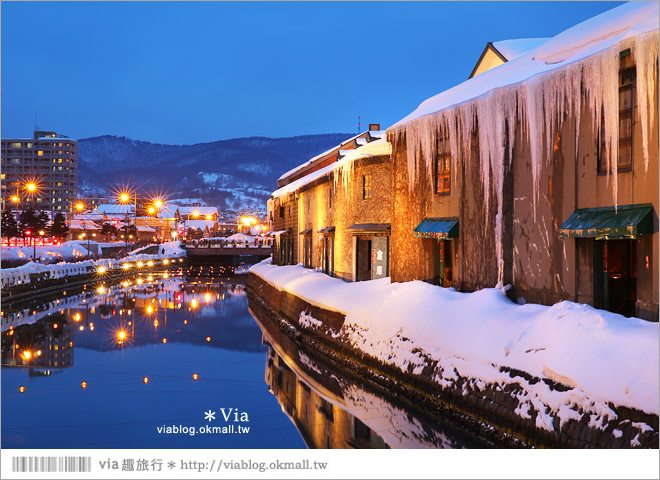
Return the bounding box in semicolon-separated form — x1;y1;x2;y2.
11;456;91;473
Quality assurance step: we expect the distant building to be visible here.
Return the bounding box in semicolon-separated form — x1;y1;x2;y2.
1;131;78;212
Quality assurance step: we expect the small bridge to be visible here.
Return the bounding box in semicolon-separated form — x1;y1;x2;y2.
184;245;272;264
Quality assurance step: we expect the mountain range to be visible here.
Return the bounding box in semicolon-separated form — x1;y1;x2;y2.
77;133;353;211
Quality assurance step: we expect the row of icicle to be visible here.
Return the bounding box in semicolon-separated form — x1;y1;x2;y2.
389;32;658;287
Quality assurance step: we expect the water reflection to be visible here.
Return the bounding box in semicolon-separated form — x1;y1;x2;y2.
1;267;305;449
255;308;489;449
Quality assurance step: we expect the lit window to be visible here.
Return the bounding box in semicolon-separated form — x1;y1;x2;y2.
598;64;635;173
37;151;44;156
362;175;372;199
435;137;451;195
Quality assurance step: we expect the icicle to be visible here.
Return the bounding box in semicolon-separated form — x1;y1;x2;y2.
395;30;658;287
635;32;660;174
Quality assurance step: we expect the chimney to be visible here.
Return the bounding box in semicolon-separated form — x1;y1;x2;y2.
368;123;380;131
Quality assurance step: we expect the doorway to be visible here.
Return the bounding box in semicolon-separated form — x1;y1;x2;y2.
355;237;372;282
435;239;453;287
595;239;637;317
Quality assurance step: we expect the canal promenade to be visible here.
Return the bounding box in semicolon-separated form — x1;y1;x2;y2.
247;259;659;448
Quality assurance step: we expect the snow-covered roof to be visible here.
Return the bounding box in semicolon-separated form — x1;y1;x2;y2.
69;219;100;230
390;2;659;129
272;139;392;199
179;206;217;216
74;212;104;221
96;204;135;215
491;38;549;61
226;233;254;242
157;205;179;219
277;132;368;183
136;226;156;232
186;219;215;231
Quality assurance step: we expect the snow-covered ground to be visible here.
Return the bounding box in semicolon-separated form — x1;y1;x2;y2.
250;259;659;431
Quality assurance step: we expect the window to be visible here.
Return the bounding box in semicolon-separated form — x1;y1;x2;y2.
8;142;22;148
362;175;372;199
37;150;44;156
435;137;451;195
328;186;333;209
598;66;635;173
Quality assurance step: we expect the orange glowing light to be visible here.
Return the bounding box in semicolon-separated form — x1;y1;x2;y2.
192;373;199;381
36;350;42;356
184;320;188;325
143;377;149;384
75;202;85;211
81;381;88;389
162;338;168;344
148;207;155;214
22;351;32;360
206;336;211;342
191;299;198;308
19;385;26;393
153;320;158;327
205;215;212;220
74;313;81;321
118;330;127;341
11;195;19;203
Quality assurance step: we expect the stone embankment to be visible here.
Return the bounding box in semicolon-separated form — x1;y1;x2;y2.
247;272;659;449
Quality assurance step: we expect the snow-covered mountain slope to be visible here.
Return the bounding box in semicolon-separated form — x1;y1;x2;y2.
78;133;353;209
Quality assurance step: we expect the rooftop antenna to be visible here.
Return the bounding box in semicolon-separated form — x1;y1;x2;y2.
357;115;362;133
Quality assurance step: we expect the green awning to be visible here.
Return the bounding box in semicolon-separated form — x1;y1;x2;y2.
413;217;459;239
559;203;654;240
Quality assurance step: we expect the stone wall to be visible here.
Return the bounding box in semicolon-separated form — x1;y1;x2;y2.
248;272;659;448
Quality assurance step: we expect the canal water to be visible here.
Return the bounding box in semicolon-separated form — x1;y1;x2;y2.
1;262;486;449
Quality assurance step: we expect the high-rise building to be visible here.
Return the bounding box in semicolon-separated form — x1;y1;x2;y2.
1;131;79;213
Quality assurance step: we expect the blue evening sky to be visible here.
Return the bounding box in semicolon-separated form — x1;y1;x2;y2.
1;1;623;145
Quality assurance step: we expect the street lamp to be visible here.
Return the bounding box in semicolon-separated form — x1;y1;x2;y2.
118;191;135;254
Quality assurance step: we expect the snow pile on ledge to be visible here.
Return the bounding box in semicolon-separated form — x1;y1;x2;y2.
272;139;392;199
1;241;186;289
250;260;659;419
1;244;89;263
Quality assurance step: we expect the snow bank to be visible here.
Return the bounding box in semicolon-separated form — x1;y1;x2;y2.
250;260;659;419
1;244;89;264
1;241;186;289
